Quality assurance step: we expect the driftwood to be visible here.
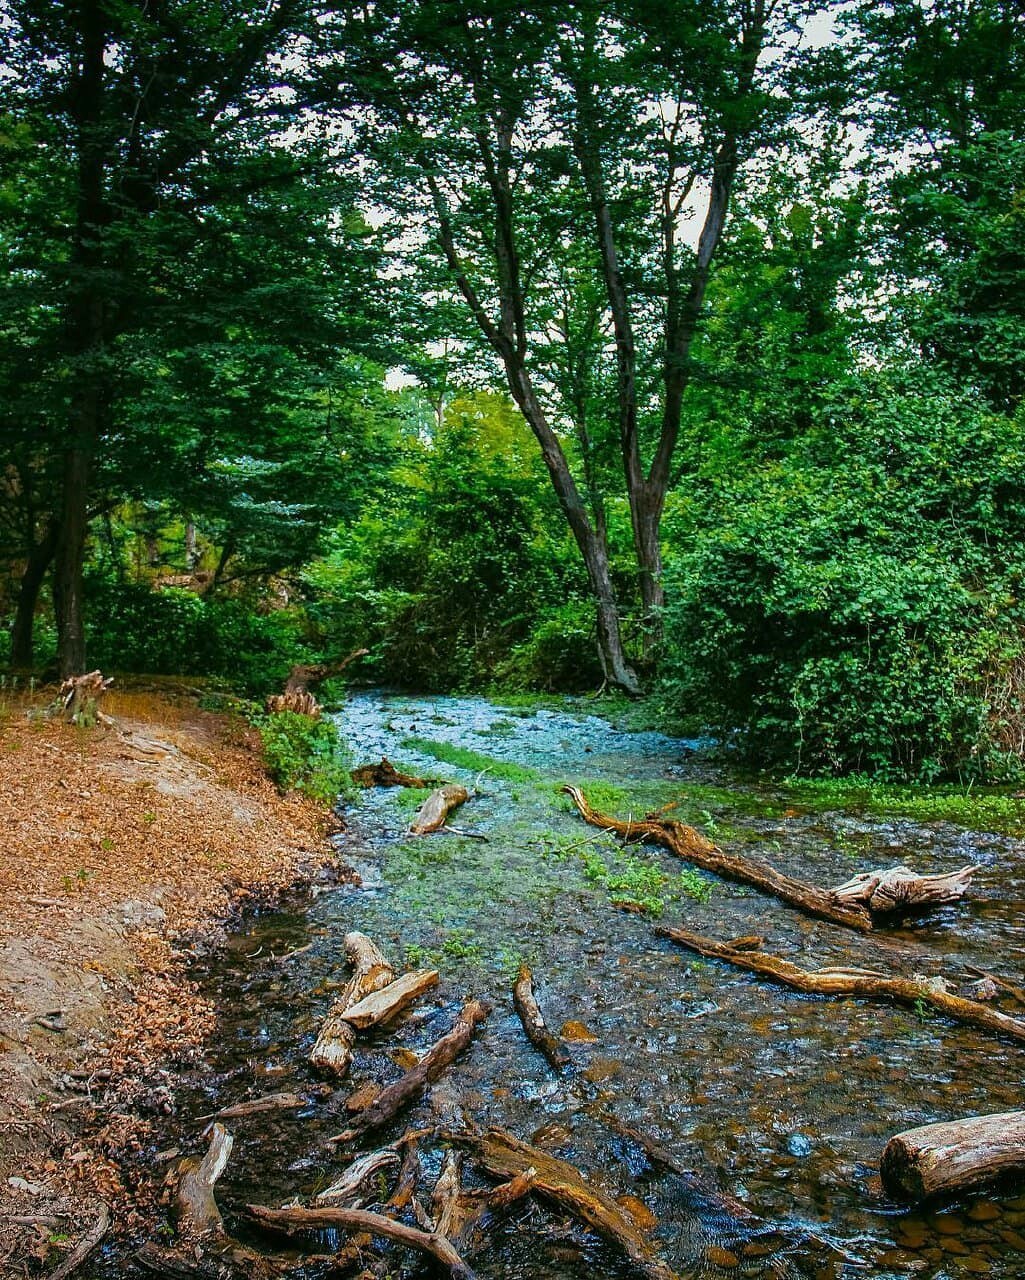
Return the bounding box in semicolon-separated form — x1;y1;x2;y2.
341;968;440;1030
656;925;1025;1045
386;1134;424;1211
45;1202;110;1280
446;1127;677;1280
174;1123;234;1236
310;933;396;1075
317;1148;402;1205
330;999;491;1143
563;785;874;932
198;1091;303;1122
410;785;470;836
881;1110;1025;1201
59;671;114;726
512;964;570;1070
265;647;369;716
351;756;431;789
430;1150;465;1241
246;1204;477;1280
830;864;980;914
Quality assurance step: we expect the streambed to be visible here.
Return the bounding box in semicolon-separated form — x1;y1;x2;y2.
96;692;1025;1278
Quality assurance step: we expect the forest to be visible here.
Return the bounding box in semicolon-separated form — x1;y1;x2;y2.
2;0;1023;781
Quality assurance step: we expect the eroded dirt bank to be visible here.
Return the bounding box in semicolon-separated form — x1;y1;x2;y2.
0;688;344;1277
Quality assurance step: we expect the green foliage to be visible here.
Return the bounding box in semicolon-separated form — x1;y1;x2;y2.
257;712;353;804
399;737;541;784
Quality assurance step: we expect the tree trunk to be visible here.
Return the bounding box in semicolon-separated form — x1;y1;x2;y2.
10;525;57;668
54;440;93;678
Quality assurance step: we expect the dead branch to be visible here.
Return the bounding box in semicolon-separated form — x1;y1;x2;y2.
316;1148;402;1206
512;964;570;1070
245;1204;477;1280
410;785;470;836
310;933;396;1075
265;648;369;717
445;1127;677;1280
198;1091;303;1122
341;968;440;1030
655;925;1025;1045
562;784;873;932
46;1202;110;1280
881;1110;1025;1201
330;999;491;1144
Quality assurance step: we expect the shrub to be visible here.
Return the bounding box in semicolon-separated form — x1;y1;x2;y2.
257;711;353;803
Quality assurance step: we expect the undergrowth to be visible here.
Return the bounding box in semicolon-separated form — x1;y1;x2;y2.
258;711;354;804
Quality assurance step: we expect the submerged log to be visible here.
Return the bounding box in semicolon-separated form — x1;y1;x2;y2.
410;785;470;836
246;1204;477;1280
341;968;440;1030
512;964;571;1070
446;1127;677;1280
330;999;491;1144
562;785;874;933
310;933;396;1075
351;756;431;789
881;1111;1025;1201
830;864;980;914
656;925;1025;1045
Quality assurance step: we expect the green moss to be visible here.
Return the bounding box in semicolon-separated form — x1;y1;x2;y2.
783;776;1025;835
400;736;541;784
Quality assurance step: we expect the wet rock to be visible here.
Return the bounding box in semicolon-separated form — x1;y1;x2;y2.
785;1132;813;1158
560;1020;598;1043
967;1201;1001;1222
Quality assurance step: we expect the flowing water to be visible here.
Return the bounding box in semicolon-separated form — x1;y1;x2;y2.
94;692;1025;1279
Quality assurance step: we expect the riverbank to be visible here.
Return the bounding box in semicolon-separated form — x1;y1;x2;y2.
0;687;346;1276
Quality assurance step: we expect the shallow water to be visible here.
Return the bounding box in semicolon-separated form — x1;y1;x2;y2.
93;692;1025;1279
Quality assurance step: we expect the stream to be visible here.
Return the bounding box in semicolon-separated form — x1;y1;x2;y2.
94;692;1025;1279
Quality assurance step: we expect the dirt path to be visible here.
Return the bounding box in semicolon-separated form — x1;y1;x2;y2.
0;687;345;1277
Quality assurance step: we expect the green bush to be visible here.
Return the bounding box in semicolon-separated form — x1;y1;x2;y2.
257;711;353;803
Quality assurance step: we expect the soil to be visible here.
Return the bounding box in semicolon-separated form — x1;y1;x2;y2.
0;685;348;1277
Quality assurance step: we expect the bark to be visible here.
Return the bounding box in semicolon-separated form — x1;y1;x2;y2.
655;926;1025;1045
830;864;980;914
10;524;57;668
330;998;491;1144
59;670;114;725
512;964;571;1070
881;1111;1025;1201
410;785;470;836
445;1128;678;1280
246;1204;477;1280
563;785;875;932
430;1150;464;1241
310;933;396;1075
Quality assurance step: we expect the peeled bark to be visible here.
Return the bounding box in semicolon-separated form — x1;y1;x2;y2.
410;785;470;836
316;1148;401;1206
246;1204;477;1280
563;785;874;933
656;925;1025;1045
881;1111;1025;1201
310;933;396;1075
512;964;570;1070
330;999;491;1144
446;1128;677;1280
830;865;980;914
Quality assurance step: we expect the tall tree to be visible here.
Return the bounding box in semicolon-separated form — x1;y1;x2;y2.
330;0;843;688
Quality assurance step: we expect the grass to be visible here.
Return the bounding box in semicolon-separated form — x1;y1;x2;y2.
784;776;1025;835
400;736;542;784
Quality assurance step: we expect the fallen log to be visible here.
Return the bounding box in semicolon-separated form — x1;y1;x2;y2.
310;933;396;1075
830;864;980;914
881;1111;1025;1201
341;968;440;1030
655;925;1025;1045
265;648;369;717
46;1202;110;1280
351;757;431;789
246;1204;477;1280
410;785;470;836
512;964;571;1070
562;785;873;933
445;1127;677;1280
199;1091;303;1122
386;1134;423;1211
317;1148;401;1205
330;999;491;1143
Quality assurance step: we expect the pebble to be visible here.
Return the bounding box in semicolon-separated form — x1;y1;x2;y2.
786;1132;813;1158
932;1212;966;1235
967;1202;1001;1223
705;1245;739;1268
